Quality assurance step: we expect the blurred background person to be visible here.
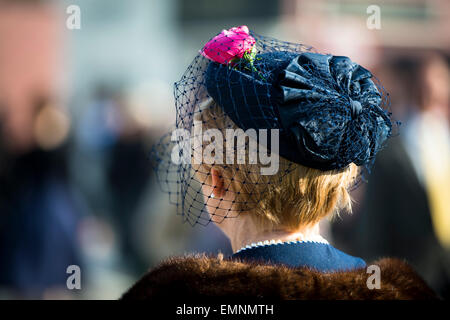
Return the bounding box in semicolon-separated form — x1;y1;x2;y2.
0;95;83;298
335;53;450;299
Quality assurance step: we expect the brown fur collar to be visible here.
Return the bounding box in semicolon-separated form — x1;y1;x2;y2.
122;254;437;300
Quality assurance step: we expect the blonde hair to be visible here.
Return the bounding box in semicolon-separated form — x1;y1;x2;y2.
192;101;359;232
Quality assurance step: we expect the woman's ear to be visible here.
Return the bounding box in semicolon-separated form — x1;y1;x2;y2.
210;168;225;198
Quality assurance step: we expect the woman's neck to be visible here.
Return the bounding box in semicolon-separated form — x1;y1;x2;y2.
220;214;324;253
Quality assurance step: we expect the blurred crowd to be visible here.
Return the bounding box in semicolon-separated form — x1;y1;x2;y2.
332;52;450;299
0;0;449;299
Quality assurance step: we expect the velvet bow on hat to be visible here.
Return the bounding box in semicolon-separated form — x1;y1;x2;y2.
205;51;392;171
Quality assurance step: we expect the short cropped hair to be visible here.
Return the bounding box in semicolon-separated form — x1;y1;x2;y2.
193;101;359;232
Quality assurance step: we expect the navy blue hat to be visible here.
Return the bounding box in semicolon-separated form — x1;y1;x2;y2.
205;51;392;171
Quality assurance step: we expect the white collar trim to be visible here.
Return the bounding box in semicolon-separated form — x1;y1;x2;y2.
235;235;329;254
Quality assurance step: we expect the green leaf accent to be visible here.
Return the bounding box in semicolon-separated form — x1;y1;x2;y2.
228;43;266;81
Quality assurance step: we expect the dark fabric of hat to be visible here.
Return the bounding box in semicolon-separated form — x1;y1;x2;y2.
205;51;392;171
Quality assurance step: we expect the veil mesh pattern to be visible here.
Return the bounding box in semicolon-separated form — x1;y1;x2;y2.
150;31;393;226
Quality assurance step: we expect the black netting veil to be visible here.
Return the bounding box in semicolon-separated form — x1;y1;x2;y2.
150;27;393;226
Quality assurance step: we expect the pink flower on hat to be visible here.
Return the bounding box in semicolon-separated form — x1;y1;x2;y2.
201;25;256;64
